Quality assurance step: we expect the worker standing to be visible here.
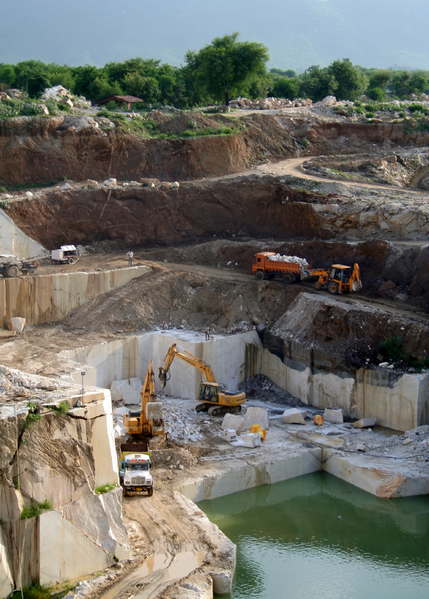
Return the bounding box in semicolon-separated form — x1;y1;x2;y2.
127;249;133;266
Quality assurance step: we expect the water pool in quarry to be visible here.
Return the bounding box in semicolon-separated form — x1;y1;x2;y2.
199;472;429;599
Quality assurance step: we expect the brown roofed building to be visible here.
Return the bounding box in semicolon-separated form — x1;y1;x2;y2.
97;95;144;109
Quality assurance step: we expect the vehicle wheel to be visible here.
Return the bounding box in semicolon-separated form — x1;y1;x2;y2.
123;488;128;497
67;257;76;264
208;406;220;416
29;269;37;276
328;281;339;295
255;271;264;281
282;273;293;284
195;403;206;413
314;281;322;290
148;487;154;497
6;265;19;277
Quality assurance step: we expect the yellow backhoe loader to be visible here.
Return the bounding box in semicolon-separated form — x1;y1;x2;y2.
123;360;166;445
158;343;246;416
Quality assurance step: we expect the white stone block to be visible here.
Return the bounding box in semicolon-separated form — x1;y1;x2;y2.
123;387;141;405
114;420;127;437
324;408;343;424
211;570;233;595
352;418;376;429
282;408;306;425
110;377;142;401
245;407;269;430
221;413;247;432
146;402;163;420
242;433;262;448
7;317;26;332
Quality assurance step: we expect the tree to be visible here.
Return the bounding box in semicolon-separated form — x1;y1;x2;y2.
273;76;300;100
327;59;367;101
390;71;412;98
408;73;428;95
0;65;16;87
123;73;160;102
16;67;51;98
299;66;338;102
186;32;269;105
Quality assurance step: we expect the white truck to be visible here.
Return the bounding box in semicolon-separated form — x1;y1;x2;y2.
119;443;153;497
51;245;79;264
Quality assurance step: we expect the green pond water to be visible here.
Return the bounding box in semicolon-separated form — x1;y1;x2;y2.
198;472;429;599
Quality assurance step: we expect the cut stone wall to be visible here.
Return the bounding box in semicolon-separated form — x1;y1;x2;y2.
0;207;47;259
260;342;429;432
0;265;150;329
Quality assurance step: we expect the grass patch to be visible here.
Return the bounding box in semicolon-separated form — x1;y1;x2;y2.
379;336;408;363
5;179;59;193
22;401;42;430
21;499;52;520
95;483;117;495
49;401;70;416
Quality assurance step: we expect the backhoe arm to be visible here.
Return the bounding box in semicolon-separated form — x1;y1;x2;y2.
141;360;156;410
158;343;216;388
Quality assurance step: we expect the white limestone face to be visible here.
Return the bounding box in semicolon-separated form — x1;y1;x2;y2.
0;266;149;329
39;511;111;586
0;207;47;259
110;377;142;402
245;406;269;430
0;528;14;599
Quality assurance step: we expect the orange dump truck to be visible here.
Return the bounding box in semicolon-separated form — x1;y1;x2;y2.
252;252;309;283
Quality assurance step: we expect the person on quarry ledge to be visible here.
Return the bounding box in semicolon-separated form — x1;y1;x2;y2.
127;249;133;266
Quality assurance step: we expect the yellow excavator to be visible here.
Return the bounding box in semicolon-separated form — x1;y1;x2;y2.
158;343;246;416
123;360;166;444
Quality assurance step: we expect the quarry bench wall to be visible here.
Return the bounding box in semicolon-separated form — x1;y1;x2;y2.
60;330;429;433
0;265;150;329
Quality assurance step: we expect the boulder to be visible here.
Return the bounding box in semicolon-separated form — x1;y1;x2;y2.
242;433;262;448
221;413;247;432
378;280;397;292
140;177;160;187
282;408;306;425
244;407;269;430
352;418;376;429
110;377;142;402
7;317;25;333
324;408;343;424
385;155;397;163
104;178;117;186
320;95;337;106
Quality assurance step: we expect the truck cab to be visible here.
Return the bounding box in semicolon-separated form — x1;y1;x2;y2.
119;451;153;496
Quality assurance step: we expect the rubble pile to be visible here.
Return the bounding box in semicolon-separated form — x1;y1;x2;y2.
42;85;92;108
163;398;204;443
267;254;310;268
343;425;429;463
229;96;312;110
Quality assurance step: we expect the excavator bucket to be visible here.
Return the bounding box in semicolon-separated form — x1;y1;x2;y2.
158;368;167;389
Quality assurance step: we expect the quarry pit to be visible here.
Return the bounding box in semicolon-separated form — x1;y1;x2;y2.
1;105;429;599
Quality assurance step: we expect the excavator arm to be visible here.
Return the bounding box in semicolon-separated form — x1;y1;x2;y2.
159;343;217;388
350;263;362;291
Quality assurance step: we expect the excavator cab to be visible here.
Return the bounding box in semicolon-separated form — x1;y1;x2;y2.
199;383;220;404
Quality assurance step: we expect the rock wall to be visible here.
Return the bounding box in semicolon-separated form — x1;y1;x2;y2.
0;265;150;329
4;177;429;252
0;207;47;259
0;389;129;596
259;331;429;431
60;330;262;399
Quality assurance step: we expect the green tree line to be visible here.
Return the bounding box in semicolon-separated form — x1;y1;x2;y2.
0;33;428;106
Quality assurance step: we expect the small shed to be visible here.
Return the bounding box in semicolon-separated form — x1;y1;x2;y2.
97;95;143;110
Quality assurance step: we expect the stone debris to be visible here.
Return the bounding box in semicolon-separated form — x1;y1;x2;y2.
267;254;309;268
242;432;262;447
282;408;307;425
42;85;92;109
229;96;312;110
104;178;117;187
324;408;344;424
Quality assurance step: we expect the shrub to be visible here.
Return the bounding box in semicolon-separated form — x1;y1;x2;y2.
365;112;375;119
106;100;118;110
96;110;111;118
21;499;52;520
95;483;117;494
50;401;69;416
366;87;385;102
408;104;429;115
143;120;159;134
21;583;51;599
379;336;407;362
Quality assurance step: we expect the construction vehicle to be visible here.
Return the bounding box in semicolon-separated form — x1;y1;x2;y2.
51;245;79;264
306;263;362;295
252;252;362;295
158;343;246;416
0;254;39;277
123;360;166;446
119;443;153;496
252;252;310;283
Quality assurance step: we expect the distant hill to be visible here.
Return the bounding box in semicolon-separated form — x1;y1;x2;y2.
1;0;428;70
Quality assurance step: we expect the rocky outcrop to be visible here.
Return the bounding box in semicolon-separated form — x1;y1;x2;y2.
0;380;129;595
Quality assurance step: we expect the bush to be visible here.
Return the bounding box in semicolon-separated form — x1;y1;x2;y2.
366;87;385;102
365;112;375;119
49;401;69;416
379;336;407;363
408;104;429;115
21;499;52;520
106;100;118;110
